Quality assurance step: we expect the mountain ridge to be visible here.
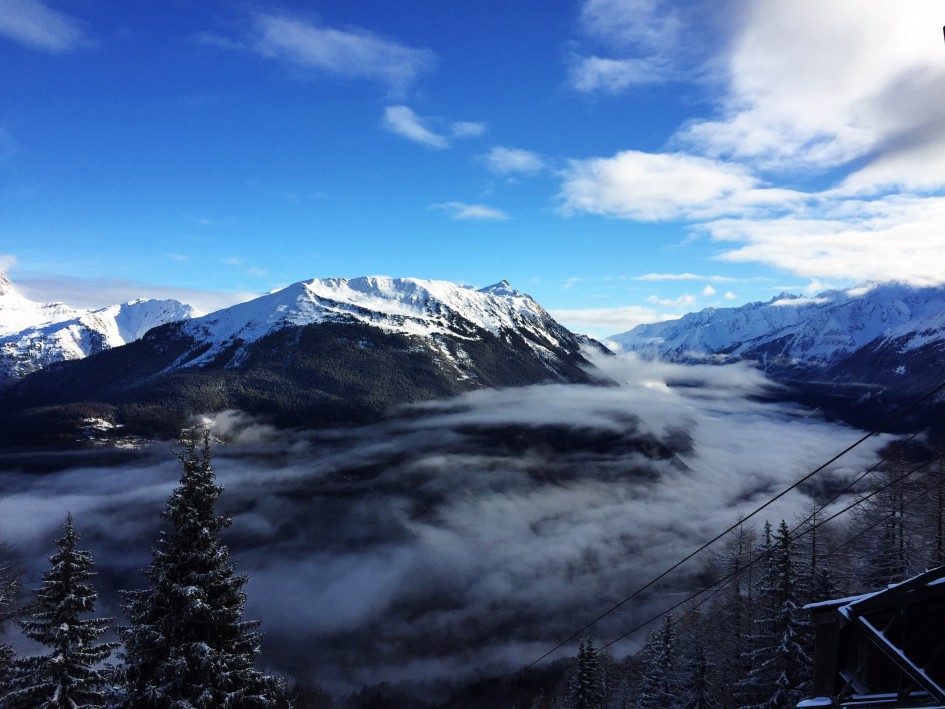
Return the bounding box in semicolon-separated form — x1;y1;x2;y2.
0;273;198;384
608;282;945;429
0;274;607;443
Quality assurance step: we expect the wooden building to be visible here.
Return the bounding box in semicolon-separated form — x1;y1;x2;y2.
798;565;945;708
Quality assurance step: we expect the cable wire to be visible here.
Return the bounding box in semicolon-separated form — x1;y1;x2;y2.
604;449;945;657
521;377;945;670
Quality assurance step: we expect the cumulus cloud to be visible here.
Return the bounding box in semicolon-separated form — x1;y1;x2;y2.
430;201;509;221
704;195;945;287
485;146;545;176
701;285;716;296
0;0;91;53
0;357;891;687
677;1;945;176
242;14;435;95
561;2;945;289
559;150;803;221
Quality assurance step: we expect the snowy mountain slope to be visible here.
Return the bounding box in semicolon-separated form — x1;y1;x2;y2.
608;283;945;430
609;283;945;371
0;274;197;383
175;276;594;371
0;272;81;336
1;275;607;441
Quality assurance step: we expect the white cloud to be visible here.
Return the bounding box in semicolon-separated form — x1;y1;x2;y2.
12;273;257;314
383;106;448;148
567;0;715;94
431;201;509;221
550;305;672;335
724;291;737;300
0;0;90;53
677;1;945;176
803;279;833;295
646;293;697;308
568;55;665;93
705;195;945;287
701;285;716;296
450;121;486;139
383;107;484;149
635;273;739;282
578;0;681;51
0;253;16;273
241;14;435;95
561;2;945;289
485;147;545;176
559;150;802;221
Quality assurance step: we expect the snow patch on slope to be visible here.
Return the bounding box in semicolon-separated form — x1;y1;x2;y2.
180;276;572;368
609;283;945;368
0;274;197;381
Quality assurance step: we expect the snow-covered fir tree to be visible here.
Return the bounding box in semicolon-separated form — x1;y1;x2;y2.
738;520;810;709
637;613;681;709
4;514;116;708
120;431;279;707
566;637;605;709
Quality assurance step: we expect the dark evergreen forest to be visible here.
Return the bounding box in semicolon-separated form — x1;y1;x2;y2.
1;433;941;708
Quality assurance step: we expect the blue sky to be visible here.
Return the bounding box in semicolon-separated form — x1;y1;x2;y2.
1;0;944;337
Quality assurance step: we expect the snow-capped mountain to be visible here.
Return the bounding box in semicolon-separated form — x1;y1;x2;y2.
610;283;945;428
610;283;945;372
0;273;197;384
2;276;606;441
0;272;81;336
177;276;591;372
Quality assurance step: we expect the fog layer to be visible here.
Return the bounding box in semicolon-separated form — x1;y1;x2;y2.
0;355;888;688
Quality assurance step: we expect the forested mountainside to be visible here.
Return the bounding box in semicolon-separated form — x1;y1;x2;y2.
0;277;607;444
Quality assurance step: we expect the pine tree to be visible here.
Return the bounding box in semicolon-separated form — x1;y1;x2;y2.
120;431;278;707
739;520;810;709
682;644;717;709
566;637;605;709
709;524;756;709
638;614;681;709
4;514;116;708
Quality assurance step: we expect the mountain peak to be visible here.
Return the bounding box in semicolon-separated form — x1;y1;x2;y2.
179;274;581;370
478;279;521;297
609;282;945;371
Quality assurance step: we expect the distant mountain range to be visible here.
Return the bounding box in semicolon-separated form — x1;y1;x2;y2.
0;275;605;443
609;283;945;429
4;274;944;444
0;273;197;385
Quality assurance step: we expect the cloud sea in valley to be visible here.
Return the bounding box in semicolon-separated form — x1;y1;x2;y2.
0;354;890;689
